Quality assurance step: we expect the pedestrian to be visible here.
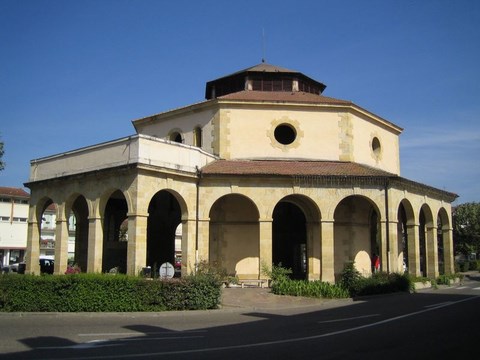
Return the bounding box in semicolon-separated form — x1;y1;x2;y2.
372;254;380;273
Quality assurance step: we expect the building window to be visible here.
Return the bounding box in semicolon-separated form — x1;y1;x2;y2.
372;137;381;155
371;136;383;161
274;124;297;145
194;127;202;147
13;217;27;222
0;216;10;222
169;131;183;143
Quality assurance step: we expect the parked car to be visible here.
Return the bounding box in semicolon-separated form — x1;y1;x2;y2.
39;258;54;274
1;262;20;273
1;258;54;275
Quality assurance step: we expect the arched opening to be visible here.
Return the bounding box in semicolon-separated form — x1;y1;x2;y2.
170;132;182;143
102;190;128;273
334;196;380;279
397;202;408;273
272;201;307;279
70;195;88;272
437;207;451;275
147;190;182;275
38;199;57;274
194;127;202;147
437;214;444;275
209;194;259;279
419;209;426;277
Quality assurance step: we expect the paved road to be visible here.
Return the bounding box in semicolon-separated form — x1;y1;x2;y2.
1;273;479;360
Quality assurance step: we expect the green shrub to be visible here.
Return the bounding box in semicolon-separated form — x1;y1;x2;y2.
0;273;221;312
354;272;413;296
261;262;292;283
339;261;363;296
338;262;413;297
271;278;349;299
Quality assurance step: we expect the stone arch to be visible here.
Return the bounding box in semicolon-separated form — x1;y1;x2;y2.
29;196;59;274
102;189;129;273
272;194;320;280
146;189;186;274
65;193;89;272
209;194;260;279
397;199;415;273
419;203;435;277
333;195;381;278
437;207;451;275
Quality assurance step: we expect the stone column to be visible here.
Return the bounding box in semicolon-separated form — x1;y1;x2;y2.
126;213;148;276
443;226;455;275
308;221;321;281
182;219;197;276
87;216;103;273
259;218;272;280
196;218;210;269
386;220;399;273
407;224;421;277
320;219;335;283
25;219;40;274
426;225;439;279
54;218;69;275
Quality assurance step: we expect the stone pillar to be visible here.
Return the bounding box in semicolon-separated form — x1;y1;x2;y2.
320;219;335;283
443;226;455;275
387;220;399;273
126;213;148;276
54;218;69;275
379;220;388;273
426;225;439;279
182;219;197;276
87;216;103;273
308;221;321;281
407;224;421;277
196;218;210;269
25;219;40;274
259;219;272;280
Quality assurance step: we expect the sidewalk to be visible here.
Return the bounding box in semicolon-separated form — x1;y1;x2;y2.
221;287;353;311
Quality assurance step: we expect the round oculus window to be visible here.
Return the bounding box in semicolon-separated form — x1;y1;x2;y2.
274;124;297;145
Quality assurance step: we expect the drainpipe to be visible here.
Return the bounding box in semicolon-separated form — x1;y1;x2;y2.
195;166;200;274
384;178;390;273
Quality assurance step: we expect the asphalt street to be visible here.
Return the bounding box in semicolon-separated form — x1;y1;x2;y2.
1;273;479;360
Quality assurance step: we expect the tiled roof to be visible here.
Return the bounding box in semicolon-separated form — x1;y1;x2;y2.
201;160;396;177
208;63;301;82
0;186;30;198
217;90;351;105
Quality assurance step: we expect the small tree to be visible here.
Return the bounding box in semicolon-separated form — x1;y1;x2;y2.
453;202;480;257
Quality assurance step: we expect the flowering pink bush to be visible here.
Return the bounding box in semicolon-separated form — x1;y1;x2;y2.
65;264;81;274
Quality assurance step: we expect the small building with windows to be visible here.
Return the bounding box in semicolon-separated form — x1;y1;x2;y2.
0;186;29;267
24;63;457;281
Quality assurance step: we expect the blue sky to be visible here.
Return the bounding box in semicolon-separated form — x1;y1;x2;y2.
1;0;479;204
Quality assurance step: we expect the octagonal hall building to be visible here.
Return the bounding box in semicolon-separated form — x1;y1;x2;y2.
24;63;457;282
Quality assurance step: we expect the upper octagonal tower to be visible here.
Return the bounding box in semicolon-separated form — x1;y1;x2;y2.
205;62;327;99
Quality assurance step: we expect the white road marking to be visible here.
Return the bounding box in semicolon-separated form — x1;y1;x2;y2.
473;287;480;290
456;286;469;289
78;330;206;337
424;302;453;308
318;314;380;323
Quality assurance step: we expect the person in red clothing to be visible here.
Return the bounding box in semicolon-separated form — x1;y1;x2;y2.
372;254;380;273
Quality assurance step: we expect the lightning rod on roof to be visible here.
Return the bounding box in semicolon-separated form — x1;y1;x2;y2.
262;28;266;63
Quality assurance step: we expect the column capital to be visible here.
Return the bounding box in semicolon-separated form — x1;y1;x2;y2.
126;212;149;218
